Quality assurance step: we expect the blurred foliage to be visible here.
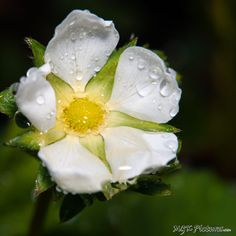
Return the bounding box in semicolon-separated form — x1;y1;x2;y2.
1;0;236;235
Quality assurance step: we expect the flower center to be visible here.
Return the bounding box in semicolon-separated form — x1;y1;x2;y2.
63;98;106;136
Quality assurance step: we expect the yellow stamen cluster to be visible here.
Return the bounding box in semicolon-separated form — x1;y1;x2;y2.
62;97;106;136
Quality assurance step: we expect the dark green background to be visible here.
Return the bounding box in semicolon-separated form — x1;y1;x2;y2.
0;0;236;235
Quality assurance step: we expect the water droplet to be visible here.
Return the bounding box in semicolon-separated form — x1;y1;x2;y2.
56;186;62;192
136;82;154;97
83;116;88;120
157;104;162;110
151;81;158;85
71;54;76;60
70;32;76;41
46;114;51;120
105;50;111;57
10;82;19;95
60;55;64;60
166;140;177;153
69;70;74;75
149;68;162;80
87;64;91;69
118;165;132;171
36;95;45;105
15;111;31;128
152;99;156;104
58;99;62;104
129;56;134;61
69;21;75;26
104;20;112;28
50;111;55;116
94;66;101;72
20;76;27;83
26;67;37;77
76;75;82;81
171;89;181;103
95;57;99;62
160;79;172;97
63;190;68;195
169;107;179;117
137;60;145;70
64;52;68;57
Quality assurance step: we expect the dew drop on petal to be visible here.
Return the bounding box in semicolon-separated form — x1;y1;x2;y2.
36;95;45;105
160;79;172;97
157;104;162;110
166;140;177;153
136;82;154;97
71;54;76;60
149;68;162;80
20;76;27;83
137;60;145;70
94;66;101;72
104;20;112;28
129;56;134;61
169;107;179;117
26;67;37;77
69;21;75;26
10;82;19;95
56;186;62;192
70;32;76;42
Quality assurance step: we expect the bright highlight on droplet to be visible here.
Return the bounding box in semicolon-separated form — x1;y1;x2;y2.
63;97;106;136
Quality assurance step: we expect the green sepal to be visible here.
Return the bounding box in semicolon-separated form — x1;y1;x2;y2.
6;130;42;152
60;194;94;222
25;37;45;67
5;129;65;152
130;175;171;196
47;73;74;104
177;139;182;154
0;88;17;118
80;134;112;173
102;182;128;200
153;50;169;66
85;38;137;103
158;159;181;176
107;111;180;133
34;165;54;197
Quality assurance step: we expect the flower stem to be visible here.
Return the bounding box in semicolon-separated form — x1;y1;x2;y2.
28;189;52;236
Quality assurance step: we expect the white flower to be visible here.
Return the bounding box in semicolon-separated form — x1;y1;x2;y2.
15;10;181;194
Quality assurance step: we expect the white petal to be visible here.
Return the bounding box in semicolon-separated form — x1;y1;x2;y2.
45;10;119;92
38;135;112;194
15;67;56;132
102;127;178;182
108;47;181;123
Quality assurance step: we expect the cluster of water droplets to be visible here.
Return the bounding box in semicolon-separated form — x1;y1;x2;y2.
127;53;180;116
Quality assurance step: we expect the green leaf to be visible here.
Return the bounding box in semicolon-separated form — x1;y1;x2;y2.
85;38;137;103
80;134;111;173
6;129;65;152
60;194;94;222
34;165;54;197
107;111;180;133
130;175;171;196
25;38;45;67
0;88;17;118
